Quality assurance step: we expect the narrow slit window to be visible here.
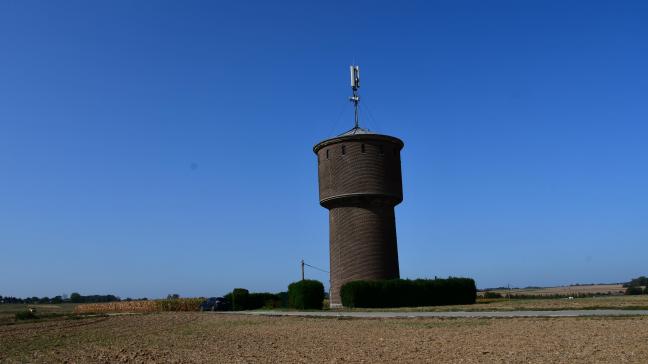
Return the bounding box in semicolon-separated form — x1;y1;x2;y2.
341;145;346;155
361;144;365;153
326;149;329;159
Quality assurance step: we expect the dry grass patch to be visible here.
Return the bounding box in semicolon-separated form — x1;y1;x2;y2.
345;294;648;312
486;284;625;296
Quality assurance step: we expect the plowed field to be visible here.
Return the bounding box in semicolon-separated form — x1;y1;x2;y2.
2;312;648;363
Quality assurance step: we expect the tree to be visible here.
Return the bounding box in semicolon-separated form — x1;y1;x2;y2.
225;288;250;310
624;276;648;287
167;293;180;300
70;292;82;303
625;286;643;295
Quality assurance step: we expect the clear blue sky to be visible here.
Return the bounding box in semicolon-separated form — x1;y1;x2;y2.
1;1;647;299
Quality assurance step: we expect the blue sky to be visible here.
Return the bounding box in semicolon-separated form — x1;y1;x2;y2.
1;1;647;298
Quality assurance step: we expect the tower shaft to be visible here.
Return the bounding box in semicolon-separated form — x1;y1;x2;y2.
328;200;399;304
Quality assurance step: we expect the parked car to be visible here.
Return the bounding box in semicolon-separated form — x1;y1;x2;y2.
199;297;229;311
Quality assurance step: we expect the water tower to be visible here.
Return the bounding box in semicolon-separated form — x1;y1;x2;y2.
314;66;404;307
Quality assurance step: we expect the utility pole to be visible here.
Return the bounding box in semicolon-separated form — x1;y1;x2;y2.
301;259;305;281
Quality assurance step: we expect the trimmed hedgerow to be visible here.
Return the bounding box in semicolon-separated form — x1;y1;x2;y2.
248;293;282;309
225;288;249;311
223;290;286;310
625;286;643;295
288;280;325;310
340;277;477;308
483;291;503;299
277;291;289;308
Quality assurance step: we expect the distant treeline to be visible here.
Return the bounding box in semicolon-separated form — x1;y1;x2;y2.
1;296;68;304
1;293;145;304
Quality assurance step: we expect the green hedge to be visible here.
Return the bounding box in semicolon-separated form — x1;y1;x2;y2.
288;280;324;310
224;290;286;310
225;288;249;310
340;278;477;308
277;291;289;308
483;291;503;299
248;293;282;309
625;286;643;295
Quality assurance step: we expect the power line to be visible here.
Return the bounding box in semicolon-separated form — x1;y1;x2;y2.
304;262;329;273
301;259;329;281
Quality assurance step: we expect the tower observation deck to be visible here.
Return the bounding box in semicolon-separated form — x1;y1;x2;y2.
314;66;404;307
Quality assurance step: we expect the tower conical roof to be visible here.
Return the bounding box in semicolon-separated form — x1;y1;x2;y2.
337;126;375;136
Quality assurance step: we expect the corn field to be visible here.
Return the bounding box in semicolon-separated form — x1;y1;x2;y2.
74;298;204;314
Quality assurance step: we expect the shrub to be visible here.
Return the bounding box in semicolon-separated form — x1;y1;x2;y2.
247;293;282;309
340;277;477;308
288;280;324;310
483;291;503;299
277;291;289;308
15;310;38;320
223;290;286;310
70;292;82;303
625;286;643;295
225;288;249;311
624;276;648;288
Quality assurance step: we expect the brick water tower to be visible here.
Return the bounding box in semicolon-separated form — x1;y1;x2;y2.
314;66;404;307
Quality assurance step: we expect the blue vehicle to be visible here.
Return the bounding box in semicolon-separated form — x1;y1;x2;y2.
199;297;229;311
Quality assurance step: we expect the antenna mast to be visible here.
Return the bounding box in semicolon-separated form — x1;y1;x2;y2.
349;65;360;128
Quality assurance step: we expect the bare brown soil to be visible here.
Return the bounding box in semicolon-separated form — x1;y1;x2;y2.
2;312;648;363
